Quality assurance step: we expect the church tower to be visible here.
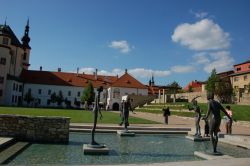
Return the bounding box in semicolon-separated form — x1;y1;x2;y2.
21;19;31;70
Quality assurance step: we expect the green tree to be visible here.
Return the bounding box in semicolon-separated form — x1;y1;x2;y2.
50;92;57;104
188;85;193;92
81;81;95;106
215;80;233;103
56;91;64;106
205;68;219;94
168;81;181;103
23;90;34;105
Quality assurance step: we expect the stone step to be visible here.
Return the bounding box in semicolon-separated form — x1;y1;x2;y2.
0;142;30;164
224;135;250;144
70;128;188;134
194;151;234;160
70;125;191;131
0;137;15;152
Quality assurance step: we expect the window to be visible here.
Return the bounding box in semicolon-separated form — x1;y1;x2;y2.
244;75;248;80
68;91;71;96
12;83;15;91
236;67;241;71
38;89;42;94
23;53;27;61
48;89;51;95
0;58;6;65
0;90;2;96
234;77;239;82
38;99;41;104
12;95;14;102
15;84;18;91
0;77;4;84
2;37;9;45
19;85;23;92
113;88;120;98
77;91;81;97
15;96;17;103
47;99;51;105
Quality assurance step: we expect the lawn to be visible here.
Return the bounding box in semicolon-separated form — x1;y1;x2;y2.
136;102;250;121
0;107;158;124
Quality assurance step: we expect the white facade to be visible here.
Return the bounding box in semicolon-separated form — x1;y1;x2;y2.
106;86;148;110
20;83;107;108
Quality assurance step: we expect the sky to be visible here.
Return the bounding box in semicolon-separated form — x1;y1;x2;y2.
1;0;250;87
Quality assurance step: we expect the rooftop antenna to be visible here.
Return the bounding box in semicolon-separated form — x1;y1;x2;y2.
4;16;7;26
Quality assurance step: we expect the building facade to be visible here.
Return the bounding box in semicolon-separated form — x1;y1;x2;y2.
0;22;148;109
230;60;250;103
0;21;31;105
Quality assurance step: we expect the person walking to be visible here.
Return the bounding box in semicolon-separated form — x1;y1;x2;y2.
162;106;170;124
224;105;233;134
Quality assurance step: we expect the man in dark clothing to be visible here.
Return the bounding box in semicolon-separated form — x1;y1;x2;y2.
120;96;133;130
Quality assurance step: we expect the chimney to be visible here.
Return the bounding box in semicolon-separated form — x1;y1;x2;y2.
40;66;42;71
82;72;85;74
77;67;79;76
58;68;61;72
125;69;128;74
95;68;98;80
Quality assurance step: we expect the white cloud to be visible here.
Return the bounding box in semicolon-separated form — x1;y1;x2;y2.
193;52;210;64
109;40;131;53
171;65;196;73
76;67;171;78
195;12;208;19
129;68;171;78
172;19;230;51
203;51;235;73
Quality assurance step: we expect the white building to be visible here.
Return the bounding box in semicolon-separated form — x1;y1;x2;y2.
0;22;148;109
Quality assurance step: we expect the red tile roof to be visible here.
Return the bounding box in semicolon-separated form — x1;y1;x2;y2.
184;80;203;91
20;69;118;88
111;73;148;89
20;70;147;90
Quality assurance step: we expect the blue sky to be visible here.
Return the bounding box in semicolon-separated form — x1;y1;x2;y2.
1;0;250;87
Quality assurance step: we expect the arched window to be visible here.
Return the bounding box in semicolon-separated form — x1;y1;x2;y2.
113;88;120;99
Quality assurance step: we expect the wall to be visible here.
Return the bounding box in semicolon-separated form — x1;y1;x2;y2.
0;114;70;143
239;93;250;105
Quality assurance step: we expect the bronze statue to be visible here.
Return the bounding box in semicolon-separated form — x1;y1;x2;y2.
188;96;201;137
91;86;103;146
119;96;133;131
204;92;232;154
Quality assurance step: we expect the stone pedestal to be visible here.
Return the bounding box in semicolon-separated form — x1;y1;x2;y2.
83;144;109;155
194;151;233;160
117;130;135;136
186;135;210;142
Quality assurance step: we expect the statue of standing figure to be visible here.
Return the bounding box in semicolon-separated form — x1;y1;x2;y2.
119;96;133;131
91;86;103;146
204;92;232;154
188;96;201;137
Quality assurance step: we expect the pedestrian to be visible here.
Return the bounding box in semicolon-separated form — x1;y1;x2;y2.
162;106;170;124
224;105;233;134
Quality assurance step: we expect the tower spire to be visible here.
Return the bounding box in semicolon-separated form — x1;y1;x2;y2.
151;74;155;86
4;16;7;26
22;18;31;49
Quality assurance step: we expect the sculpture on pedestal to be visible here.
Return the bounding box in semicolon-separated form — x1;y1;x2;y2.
204;92;232;154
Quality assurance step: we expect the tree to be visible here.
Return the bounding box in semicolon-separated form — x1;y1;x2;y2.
56;91;64;106
205;68;219;94
50;92;57;104
81;81;95;107
168;81;181;103
215;80;233;103
188;85;193;92
23;90;34;105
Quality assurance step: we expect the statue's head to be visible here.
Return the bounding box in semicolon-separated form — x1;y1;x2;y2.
97;86;103;93
207;92;214;100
